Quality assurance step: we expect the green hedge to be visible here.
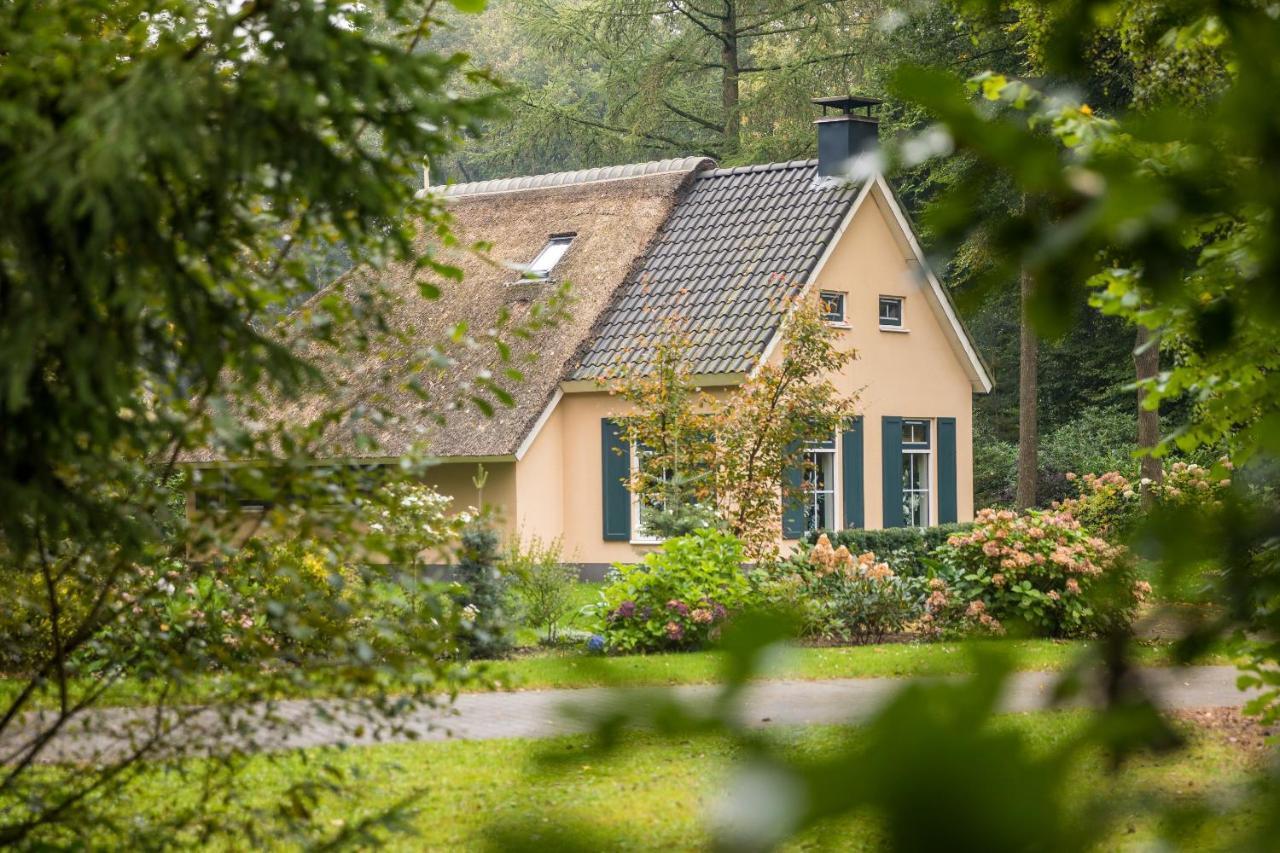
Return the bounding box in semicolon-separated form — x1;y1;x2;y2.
803;523;974;577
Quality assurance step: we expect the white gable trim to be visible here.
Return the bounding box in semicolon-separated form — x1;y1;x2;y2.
514;387;563;461
751;174;992;394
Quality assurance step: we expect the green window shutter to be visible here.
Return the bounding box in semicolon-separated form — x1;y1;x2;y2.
601;418;631;541
841;417;864;529
881;416;904;528
938;417;958;524
781;439;805;540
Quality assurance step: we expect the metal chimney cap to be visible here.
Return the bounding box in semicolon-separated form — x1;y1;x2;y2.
811;95;883;115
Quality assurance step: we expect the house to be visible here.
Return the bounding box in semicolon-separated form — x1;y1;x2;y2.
196;96;992;569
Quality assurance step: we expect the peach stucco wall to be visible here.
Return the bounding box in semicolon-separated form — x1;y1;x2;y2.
424;185;979;563
421;460;518;538
513;398;567;550
811;189;976;530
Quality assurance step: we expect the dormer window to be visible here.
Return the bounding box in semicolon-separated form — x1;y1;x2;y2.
525;233;574;279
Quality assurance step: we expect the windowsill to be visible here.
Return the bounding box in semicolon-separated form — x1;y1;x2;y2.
879;325;910;333
630;538;663;546
825;321;851;329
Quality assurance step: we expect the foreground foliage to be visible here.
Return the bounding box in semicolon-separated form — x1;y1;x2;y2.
0;0;530;844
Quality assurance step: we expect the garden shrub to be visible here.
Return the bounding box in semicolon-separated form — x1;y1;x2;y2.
761;534;922;643
504;536;580;644
454;519;514;659
593;529;750;653
933;507;1145;638
251;540;364;653
35;555;304;679
1055;460;1234;541
807;523;972;577
1037;407;1143;504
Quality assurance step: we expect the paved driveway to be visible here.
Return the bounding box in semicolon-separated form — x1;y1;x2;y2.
1;666;1251;765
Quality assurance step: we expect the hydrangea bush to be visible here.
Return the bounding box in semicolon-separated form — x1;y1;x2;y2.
761;535;921;643
592;529;750;652
1055;460;1233;540
934;507;1143;638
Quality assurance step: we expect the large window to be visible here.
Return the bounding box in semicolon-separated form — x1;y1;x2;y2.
803;435;837;532
901;420;930;527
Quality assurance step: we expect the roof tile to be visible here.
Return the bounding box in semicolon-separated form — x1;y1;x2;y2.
570;159;857;380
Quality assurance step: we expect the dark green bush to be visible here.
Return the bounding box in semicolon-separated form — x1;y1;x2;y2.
805;523;974;577
454;520;514;659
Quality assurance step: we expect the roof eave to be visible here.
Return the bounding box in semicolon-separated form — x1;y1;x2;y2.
560;372;748;394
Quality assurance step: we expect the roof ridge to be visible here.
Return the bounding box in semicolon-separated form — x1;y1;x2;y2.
698;159;818;179
434;156;716;198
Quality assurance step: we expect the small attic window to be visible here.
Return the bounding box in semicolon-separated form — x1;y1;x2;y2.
525;234;575;279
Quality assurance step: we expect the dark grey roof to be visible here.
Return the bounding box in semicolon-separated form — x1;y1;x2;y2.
570;160;859;379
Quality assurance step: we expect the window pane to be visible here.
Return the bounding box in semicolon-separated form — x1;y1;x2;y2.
879;297;902;326
902;420;929;447
901;450;930;527
804;449;834;532
820;291;845;322
528;236;573;277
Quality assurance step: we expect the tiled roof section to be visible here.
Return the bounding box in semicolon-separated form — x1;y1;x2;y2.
437;157;714;198
571;160;859;379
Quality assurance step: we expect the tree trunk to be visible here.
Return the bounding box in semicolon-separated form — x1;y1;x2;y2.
720;0;739;153
1134;324;1163;506
1015;265;1039;510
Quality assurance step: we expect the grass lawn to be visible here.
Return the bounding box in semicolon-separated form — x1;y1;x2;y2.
108;710;1267;850
485;636;1219;691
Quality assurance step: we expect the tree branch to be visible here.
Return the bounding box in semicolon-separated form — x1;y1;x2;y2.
519;96;719;157
739;49;858;74
662;99;723;133
670;0;729;43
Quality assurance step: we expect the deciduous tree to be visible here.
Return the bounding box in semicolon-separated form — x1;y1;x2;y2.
611;297;856;560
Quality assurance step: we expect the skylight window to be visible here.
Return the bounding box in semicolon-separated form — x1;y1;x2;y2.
525;234;574;279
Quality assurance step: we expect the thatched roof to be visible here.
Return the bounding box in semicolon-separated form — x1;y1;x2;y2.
217;157;713;461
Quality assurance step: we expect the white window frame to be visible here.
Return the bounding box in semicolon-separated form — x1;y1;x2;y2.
819;290;848;326
525;234;574;280
901;419;931;527
879;295;906;331
803;436;839;534
629;443;665;544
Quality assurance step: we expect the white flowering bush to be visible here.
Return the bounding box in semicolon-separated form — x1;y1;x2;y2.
364;481;459;562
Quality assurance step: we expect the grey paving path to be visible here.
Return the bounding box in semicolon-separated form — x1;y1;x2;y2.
2;666;1251;765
